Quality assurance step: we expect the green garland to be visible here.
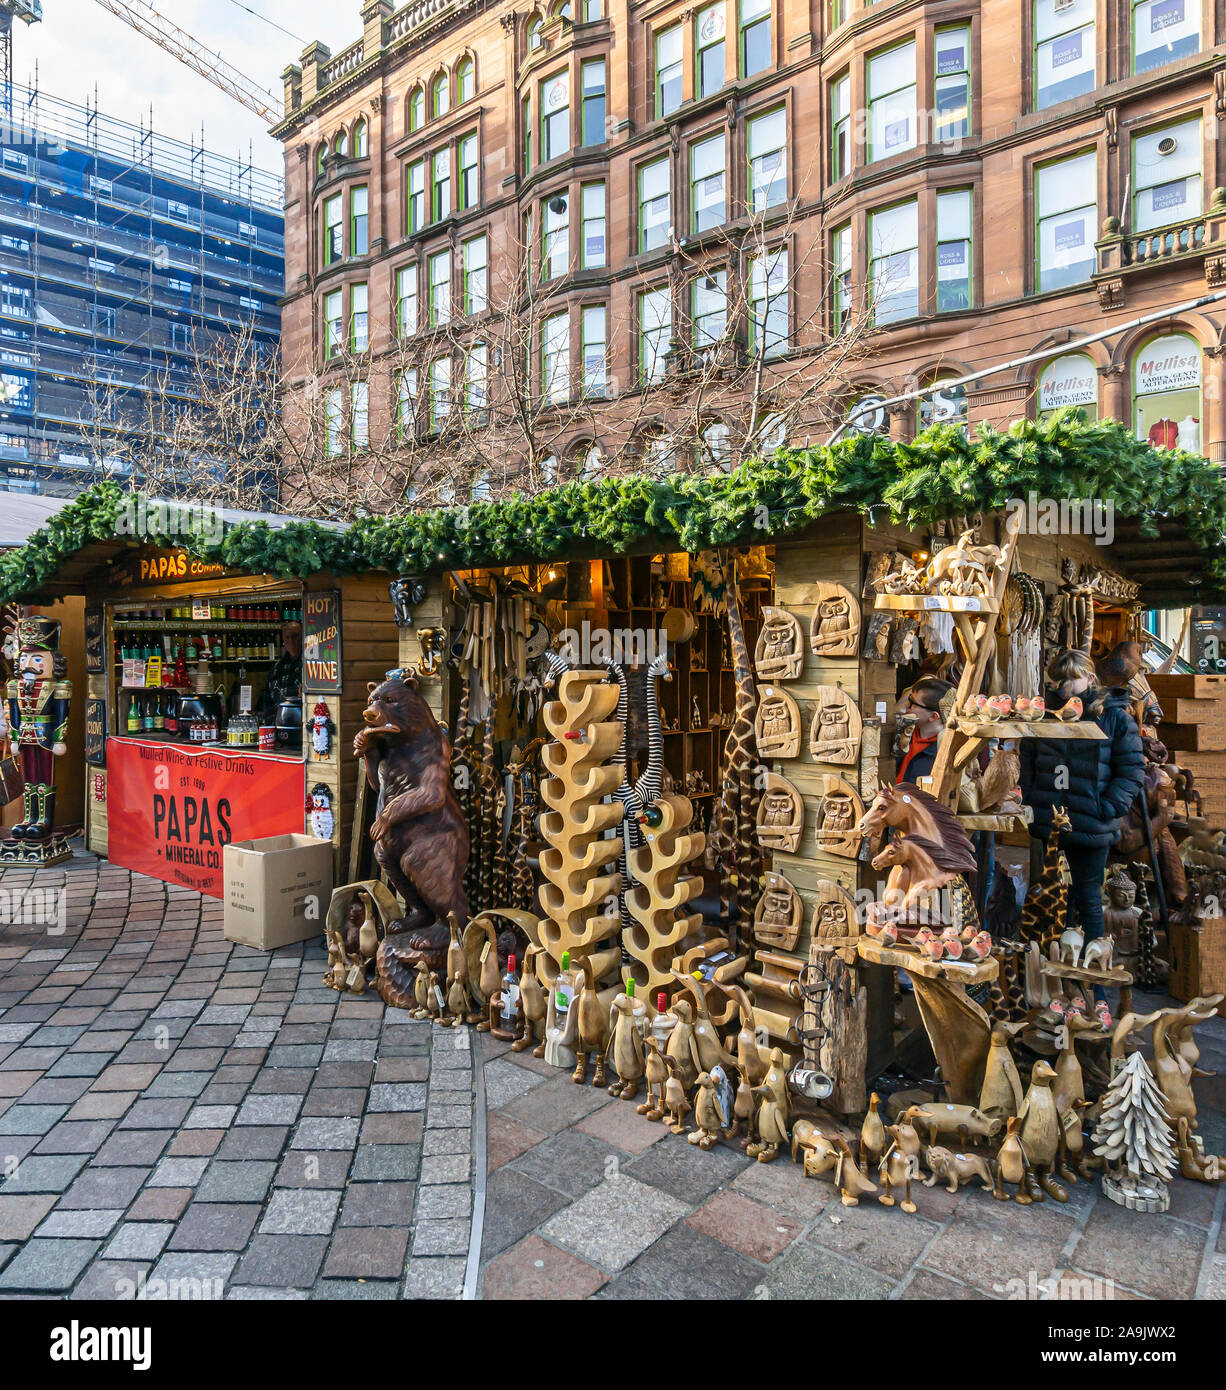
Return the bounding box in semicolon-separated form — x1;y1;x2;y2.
4;413;1226;603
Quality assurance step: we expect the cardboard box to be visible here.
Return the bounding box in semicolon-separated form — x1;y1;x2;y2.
1168;917;1226;1015
224;834;333;950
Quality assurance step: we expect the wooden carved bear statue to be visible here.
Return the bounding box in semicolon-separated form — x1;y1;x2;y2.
354;673;471;1009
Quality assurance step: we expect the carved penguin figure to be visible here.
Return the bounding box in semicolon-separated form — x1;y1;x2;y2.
979;1025;1024;1121
1018;1060;1068;1202
606;991;646;1100
664;998;701;1090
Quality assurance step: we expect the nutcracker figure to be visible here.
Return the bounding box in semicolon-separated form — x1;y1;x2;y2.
0;616;72;855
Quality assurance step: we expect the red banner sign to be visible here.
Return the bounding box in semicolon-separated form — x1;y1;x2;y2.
106;739;306;898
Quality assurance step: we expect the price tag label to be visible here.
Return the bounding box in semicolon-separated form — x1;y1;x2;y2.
923;595;943;609
238;685;252;715
964;596;981;611
479;941;491;964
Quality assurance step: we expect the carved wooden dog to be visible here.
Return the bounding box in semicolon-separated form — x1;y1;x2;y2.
923;1145;995;1194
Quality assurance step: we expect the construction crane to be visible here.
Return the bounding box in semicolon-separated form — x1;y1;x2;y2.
90;0;282;125
0;0;42;117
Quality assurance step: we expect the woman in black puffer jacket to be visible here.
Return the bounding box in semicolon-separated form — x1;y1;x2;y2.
1018;649;1145;1021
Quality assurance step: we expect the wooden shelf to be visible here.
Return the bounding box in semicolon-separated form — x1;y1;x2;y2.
950;718;1106;741
958;808;1033;831
875;593;1000;615
857;936;999;983
1041;959;1134;987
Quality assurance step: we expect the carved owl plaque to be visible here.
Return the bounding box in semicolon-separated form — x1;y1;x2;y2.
755;686;802;759
753;872;804;952
809;583;861;658
809;879;862;947
808;685;863;766
756;772;805;853
812;775;866;860
754;607;804;681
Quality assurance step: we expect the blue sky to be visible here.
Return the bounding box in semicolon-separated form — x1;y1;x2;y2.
19;0;355;174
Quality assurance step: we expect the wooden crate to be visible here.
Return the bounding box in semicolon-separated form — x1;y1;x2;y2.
1168;917;1226;1014
1150;673;1226;700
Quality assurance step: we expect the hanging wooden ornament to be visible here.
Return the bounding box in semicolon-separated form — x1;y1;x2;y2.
809;584;861;657
808;685;863;765
756;772;805;853
755;686;802;759
753;872;805;952
812;776;866;859
754;607;804;681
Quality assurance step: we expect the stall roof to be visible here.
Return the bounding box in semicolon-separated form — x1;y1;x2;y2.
0;494;73;549
1;417;1224;606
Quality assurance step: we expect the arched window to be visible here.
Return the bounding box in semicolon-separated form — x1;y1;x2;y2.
408;86;425;132
456;56;475;103
316;144;327;175
552;0;572;18
919;377;967;433
645;431;677;477
1133;333;1201;450
752;412;787;453
431;72;450;119
352;118;368;158
539;453;559;484
1037;354;1098;421
845;391;889;436
698;421;732;471
528;13;544;49
334;129;349;158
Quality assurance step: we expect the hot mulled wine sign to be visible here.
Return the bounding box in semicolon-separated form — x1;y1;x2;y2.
303;590;343;694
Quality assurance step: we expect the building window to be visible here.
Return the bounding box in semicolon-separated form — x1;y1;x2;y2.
690;134;727;233
432;149;452;221
691;270;727;345
350;282;369;350
457;57;475;103
738;0;771;77
830;73;850;181
431;72;450;119
1133;333;1201;446
463;235;488;314
638;157;671;253
459;134;479;208
351;381;369;448
1133;118;1201;232
398;368;419;436
581;304;607;395
832;222;852;331
747;107;787;212
429;249;452;325
528;13;544;50
934;26;971;142
90;305;117;336
936;188;972;312
583;0;602;18
867;41;916;162
350;186;368;256
749;247;788;356
542;73;571;161
171;321;192;351
1034;0;1096;109
323;194;343;264
582;59;607;146
325;387;344;455
1035;150;1097;292
828;0;847;29
656;26;684;119
1038;353;1098;419
639;286;671;381
522;94;533;172
543;195;570;279
334;130;349;159
581;183;607;267
430;357;452;429
919;378;967;432
696;3;727;98
870;199;920;323
542;311;570;402
407;160;425;233
324;289;342;358
396;266;418;337
699;421;732;470
466;342;488;411
1132;0;1200;74
353;119;368;158
409;87;425;131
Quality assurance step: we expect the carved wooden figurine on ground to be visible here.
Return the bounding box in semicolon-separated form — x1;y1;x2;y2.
879;1113;929;1214
662;1056;692;1133
1018;1060;1068;1202
913;1102;1002;1150
639;1037;669;1121
993;1117;1029;1202
689;1072;729;1149
979;1025;1024;1121
606;987;646;1100
573;956;611;1087
923;1146;995;1194
860;1093;887;1170
511;946;547;1055
749;1085;790;1163
355;674;472;1010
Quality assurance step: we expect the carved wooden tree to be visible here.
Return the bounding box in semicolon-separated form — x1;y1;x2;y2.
1091;1049;1177;1213
625;794;706;1005
536;671;625;984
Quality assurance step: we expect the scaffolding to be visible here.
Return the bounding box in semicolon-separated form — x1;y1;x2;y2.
0;80;284;493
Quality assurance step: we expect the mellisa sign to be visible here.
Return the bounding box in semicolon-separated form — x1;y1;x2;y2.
106;740;305;897
1134;334;1200;396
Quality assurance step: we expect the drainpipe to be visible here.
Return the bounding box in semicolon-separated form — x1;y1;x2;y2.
826;288;1226;445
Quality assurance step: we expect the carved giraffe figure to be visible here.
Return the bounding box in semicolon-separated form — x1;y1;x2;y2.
475;710;498;916
1020;806;1071;949
607;653;671;959
712;553;762;938
506;740;543;914
450;675;479;909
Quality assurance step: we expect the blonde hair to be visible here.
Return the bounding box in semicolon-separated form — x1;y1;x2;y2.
1046;649;1096;687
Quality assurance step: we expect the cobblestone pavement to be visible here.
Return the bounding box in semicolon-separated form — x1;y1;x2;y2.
476;1014;1226;1301
0;853;474;1300
2;856;1224;1301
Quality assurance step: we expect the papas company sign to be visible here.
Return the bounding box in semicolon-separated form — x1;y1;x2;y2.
1135;334;1200;396
108;548;229;589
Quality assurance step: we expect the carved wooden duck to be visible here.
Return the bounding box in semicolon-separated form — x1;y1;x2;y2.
860;1092;887;1168
993;1116;1028;1203
474;916;503;1033
512;946;546;1055
573;956;610;1087
410;960;430;1019
661;1056;691;1133
357;894;379;962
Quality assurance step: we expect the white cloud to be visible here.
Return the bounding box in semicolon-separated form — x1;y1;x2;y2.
17;0;354;177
